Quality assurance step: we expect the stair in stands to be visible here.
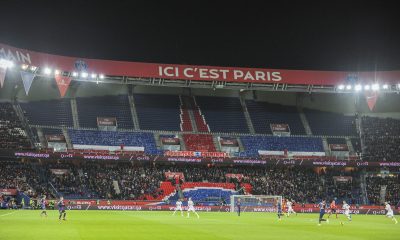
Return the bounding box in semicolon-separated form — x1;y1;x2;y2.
70;98;80;128
239;95;255;134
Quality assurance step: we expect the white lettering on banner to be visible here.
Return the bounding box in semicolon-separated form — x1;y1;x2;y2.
209;69;219;79
244;71;255;80
255;71;266;80
272;72;282;81
183;68;194;77
233;70;243;79
199;68;209;78
158;66;282;82
0;48;31;64
220;69;229;79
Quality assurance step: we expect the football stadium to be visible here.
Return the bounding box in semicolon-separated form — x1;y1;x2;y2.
1;2;400;240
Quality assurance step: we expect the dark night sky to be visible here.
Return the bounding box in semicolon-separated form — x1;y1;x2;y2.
0;0;399;71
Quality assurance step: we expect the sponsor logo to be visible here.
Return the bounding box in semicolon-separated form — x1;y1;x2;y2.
74;60;88;71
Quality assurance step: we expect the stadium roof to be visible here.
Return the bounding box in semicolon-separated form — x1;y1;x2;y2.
0;1;400;71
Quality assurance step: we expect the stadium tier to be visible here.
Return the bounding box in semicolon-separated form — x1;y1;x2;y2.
304;108;357;136
238;136;324;157
195;96;249;133
0;103;31;149
68;129;161;154
20;99;74;127
76;95;134;129
246;100;306;135
134;94;181;131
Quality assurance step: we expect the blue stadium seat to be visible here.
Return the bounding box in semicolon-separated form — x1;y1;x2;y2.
304;109;357;136
76;95;134;129
134;94;181;131
68;130;161;154
239;136;324;157
246;100;306;135
20;99;73;127
195;96;249;133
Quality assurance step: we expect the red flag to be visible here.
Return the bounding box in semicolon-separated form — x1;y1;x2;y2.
0;67;6;88
55;75;71;97
365;92;378;111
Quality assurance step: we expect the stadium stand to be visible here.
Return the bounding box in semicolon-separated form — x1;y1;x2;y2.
304;109;357;136
20;99;73;127
195;96;249;133
134;94;181;131
366;175;400;205
362;116;400;161
68;129;160;154
239;136;324;157
0;102;31;149
76;95;134;129
245;100;306;135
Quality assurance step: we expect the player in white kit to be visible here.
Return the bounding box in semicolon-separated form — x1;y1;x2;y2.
172;199;183;216
384;202;398;224
342;201;352;221
187;198;200;219
286;200;297;216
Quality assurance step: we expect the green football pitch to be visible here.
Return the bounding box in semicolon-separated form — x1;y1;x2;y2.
0;210;399;240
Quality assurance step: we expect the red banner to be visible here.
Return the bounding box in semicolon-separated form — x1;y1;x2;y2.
366;92;378;111
225;174;244;181
164;151;229;158
97;117;117;126
0;188;17;195
2;42;400;85
164;172;185;181
55;75;71;97
329;144;349;151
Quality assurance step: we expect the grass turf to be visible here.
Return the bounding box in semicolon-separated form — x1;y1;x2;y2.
0;210;399;240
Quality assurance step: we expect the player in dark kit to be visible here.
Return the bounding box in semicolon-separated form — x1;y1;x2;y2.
318;199;329;226
57;197;67;221
40;196;47;217
277;199;283;221
236;198;241;216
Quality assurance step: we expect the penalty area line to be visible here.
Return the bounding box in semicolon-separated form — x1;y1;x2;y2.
0;211;18;217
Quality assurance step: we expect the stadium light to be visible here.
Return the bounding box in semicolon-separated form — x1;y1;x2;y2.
43;68;52;75
72;72;78;77
21;64;29;70
30;66;37;71
81;72;88;78
346;85;352;90
397;83;400;89
99;74;104;79
382;84;389;90
354;84;362;92
91;73;97;79
364;85;370;90
371;83;380;91
54;69;61;75
0;59;14;69
338;85;345;90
